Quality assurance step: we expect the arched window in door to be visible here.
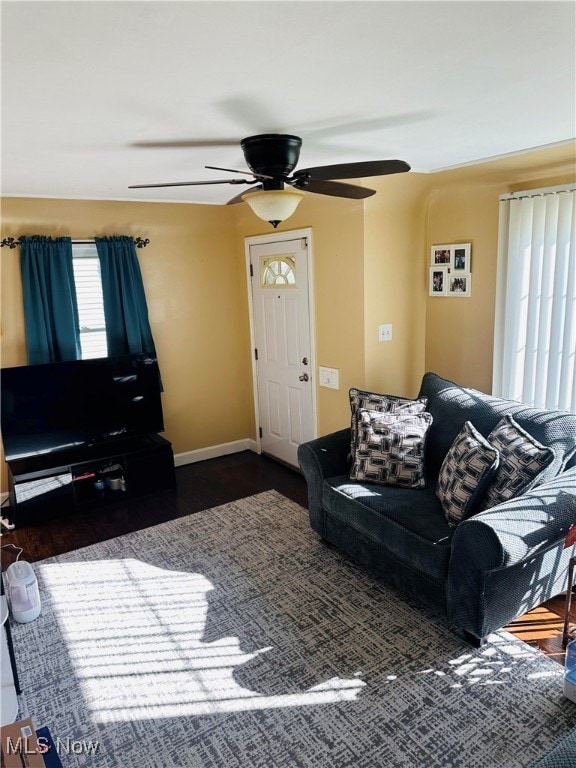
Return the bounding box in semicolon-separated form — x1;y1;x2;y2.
261;256;296;287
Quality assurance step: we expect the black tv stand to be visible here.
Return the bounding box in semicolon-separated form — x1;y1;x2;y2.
6;434;176;527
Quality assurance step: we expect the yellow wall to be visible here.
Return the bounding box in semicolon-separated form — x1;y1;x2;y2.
364;173;433;398
1;142;574;493
0;191;367;490
425;178;503;392
424;143;576;392
0;197;254;490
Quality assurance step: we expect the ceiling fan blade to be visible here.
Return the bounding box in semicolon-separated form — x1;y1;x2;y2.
293;179;375;199
206;165;273;180
296;111;434;140
296;159;410;182
128;179;257;189
131;138;241;149
226;185;263;205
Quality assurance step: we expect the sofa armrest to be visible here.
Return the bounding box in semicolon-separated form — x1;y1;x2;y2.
447;467;576;639
297;428;352;536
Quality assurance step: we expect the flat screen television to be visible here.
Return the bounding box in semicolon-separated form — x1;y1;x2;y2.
1;354;164;461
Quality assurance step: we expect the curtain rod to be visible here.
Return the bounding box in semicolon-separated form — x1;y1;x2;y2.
0;236;150;249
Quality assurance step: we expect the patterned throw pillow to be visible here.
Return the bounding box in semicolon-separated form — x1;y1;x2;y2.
349;387;428;456
350;409;433;488
481;415;556;509
436;421;500;527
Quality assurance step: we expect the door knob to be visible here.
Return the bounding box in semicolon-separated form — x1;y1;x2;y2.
299;373;309;382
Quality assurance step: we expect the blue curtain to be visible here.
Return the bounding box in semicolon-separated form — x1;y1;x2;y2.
20;236;81;364
95;236;157;357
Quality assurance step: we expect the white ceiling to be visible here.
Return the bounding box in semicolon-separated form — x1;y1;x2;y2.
2;1;575;205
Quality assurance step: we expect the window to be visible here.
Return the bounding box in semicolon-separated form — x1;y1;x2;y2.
261;256;296;286
72;243;108;359
493;186;576;413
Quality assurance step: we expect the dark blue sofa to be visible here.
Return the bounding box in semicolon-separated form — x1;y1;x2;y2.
532;728;576;767
297;372;576;644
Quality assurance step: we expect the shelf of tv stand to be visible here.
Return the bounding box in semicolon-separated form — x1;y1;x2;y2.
6;434;176;527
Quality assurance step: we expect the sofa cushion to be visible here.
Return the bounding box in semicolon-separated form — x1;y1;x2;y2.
418;372;576;482
324;476;452;581
349;387;428;455
350;409;433;488
481;415;556;509
437;421;500;526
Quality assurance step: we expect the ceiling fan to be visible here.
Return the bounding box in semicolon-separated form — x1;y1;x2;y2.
129;134;411;227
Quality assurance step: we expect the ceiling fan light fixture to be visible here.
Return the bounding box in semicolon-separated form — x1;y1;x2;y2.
242;189;305;228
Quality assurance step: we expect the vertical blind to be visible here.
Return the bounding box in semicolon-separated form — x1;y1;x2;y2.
493;185;576;413
71;243;108;359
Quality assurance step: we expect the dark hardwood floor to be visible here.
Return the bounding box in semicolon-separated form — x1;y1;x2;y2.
1;452;308;562
1;451;574;663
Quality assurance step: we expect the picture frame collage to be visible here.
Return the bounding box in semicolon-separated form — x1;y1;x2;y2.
429;243;472;297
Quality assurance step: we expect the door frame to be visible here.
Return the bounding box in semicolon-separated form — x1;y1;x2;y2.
245;227;317;455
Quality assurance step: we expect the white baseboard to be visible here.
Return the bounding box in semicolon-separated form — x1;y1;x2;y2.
174;438;259;467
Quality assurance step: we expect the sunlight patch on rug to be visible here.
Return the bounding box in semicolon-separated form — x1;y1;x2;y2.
39;558;366;722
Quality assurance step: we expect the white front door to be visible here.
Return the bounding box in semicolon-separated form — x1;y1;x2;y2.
248;231;316;467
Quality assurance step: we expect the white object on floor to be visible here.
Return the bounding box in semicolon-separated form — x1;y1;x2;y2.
1;595;18;725
5;562;41;623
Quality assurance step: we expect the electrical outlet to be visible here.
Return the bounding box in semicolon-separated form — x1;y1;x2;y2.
379;324;393;342
319;366;340;389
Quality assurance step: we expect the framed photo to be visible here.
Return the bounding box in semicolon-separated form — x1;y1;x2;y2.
429;266;448;296
450;243;471;274
448;273;472;297
431;245;451;265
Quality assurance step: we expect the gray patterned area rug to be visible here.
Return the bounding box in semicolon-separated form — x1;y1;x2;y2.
11;491;576;767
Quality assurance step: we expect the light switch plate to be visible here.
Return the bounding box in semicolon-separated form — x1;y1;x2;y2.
379;323;393;342
319;366;340;389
